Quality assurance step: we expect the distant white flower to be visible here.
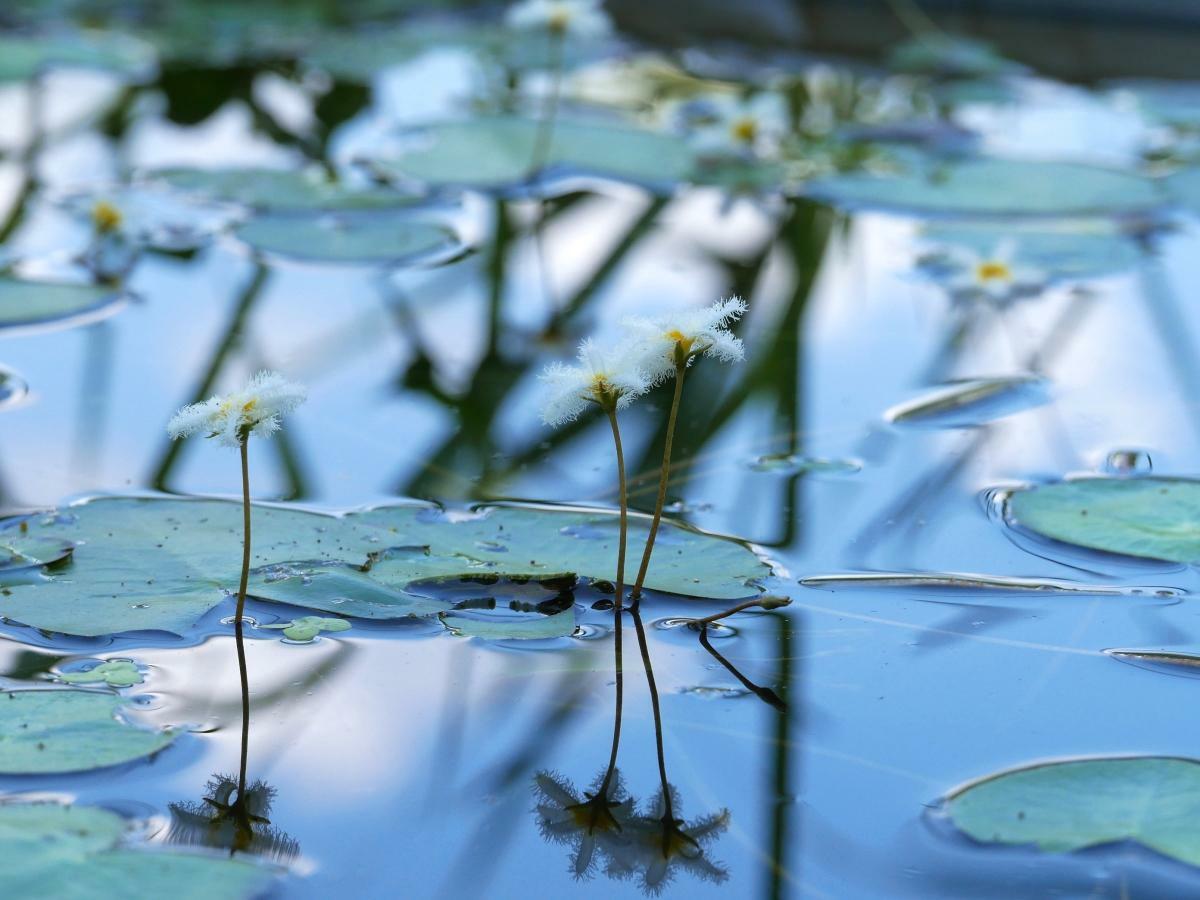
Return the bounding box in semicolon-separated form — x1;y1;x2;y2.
685;92;790;159
623;296;746;382
540;338;651;427
168;370;306;447
91;199;123;234
506;0;614;39
934;240;1045;303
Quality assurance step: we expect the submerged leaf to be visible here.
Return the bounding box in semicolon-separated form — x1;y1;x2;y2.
58;659;143;687
440;606;576;640
0;689;175;773
1;498;768;637
946;757;1200;869
0;802;275;898
1007;477;1200;563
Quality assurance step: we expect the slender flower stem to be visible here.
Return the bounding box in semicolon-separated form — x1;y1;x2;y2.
235;439;252;805
597;405;628;796
629;361;687;609
687;596;790;627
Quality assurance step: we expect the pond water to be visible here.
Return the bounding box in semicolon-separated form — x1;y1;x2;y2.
3;3;1200;899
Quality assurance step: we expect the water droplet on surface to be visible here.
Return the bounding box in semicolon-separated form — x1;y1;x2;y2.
571;623;610;640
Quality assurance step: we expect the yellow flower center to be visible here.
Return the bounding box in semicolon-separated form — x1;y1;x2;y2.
976;260;1011;283
730;117;757;145
91;200;122;234
546;5;571;32
666;329;696;357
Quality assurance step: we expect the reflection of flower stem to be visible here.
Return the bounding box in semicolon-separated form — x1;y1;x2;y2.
598;406;628;796
234;438;253;806
631;607;696;855
529;32;565;325
630;362;687;610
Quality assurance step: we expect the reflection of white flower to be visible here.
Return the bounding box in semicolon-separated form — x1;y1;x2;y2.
168;371;307;447
534;771;634;877
685;92;790;159
609;789;729;894
506;0;614;39
933;240;1045;303
623;296;746;382
540;338;651;426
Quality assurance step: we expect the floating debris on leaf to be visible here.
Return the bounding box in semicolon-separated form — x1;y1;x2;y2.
886;376;1048;428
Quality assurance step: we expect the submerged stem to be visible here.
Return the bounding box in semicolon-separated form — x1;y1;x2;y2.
598;405;628;796
235;439;252;805
630;362;687;609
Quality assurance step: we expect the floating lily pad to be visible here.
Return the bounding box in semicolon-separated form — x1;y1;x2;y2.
0;31;157;83
1;802;275;898
806;157;1164;219
1007;477;1200;564
154;167;415;213
945;757;1200;869
921;219;1141;280
260;615;351;642
0;368;29;412
0;689;175;773
0;497;768;637
366;117;695;194
0;278;125;333
1164;167;1200;216
886;376;1048;428
440;606;576;640
235;213;459;266
58;659;143;687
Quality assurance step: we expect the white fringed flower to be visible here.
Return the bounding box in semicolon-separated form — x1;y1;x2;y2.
623;296;747;382
506;0;614;39
937;240;1044;303
168;371;307;447
686;93;790;159
540;338;651;427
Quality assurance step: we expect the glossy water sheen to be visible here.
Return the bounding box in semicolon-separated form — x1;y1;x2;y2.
1;17;1200;900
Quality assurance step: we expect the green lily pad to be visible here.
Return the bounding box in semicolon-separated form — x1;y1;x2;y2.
946;757;1200;868
920;219;1142;280
0;278;125;333
1007;477;1200;564
806;156;1164;219
154;167;416;213
234;213;459;265
440;606;576;640
1164;167;1200;215
0;31;157;83
260;615;351;642
0;802;275;898
0;689;176;773
58;659;143;687
366;117;695;194
1;498;768;637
